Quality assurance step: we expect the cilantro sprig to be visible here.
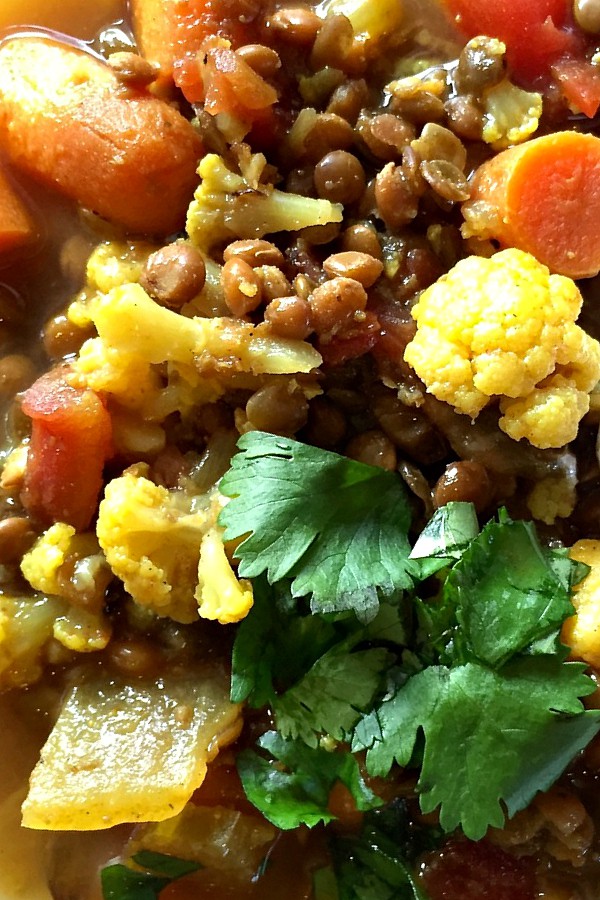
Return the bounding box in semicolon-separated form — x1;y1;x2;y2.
219;434;600;845
219;431;415;621
101;851;201;900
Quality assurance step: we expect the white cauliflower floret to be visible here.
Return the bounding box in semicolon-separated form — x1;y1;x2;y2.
97;466;253;625
187;152;343;253
404;248;600;448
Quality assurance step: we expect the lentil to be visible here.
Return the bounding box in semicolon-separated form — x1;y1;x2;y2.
433;460;493;512
323;251;383;287
107;638;161;678
246;380;309;434
0;515;36;564
235;43;281;78
310;14;359;75
258;266;293;301
443;94;484;141
221;258;263;316
301;113;355;164
264;295;313;339
308;276;368;335
574;0;600;32
43;314;94;360
314;150;366;204
455;36;506;95
340;223;383;260
267;7;322;45
107;51;158;87
140;243;206;308
375;163;420;230
303;396;347;448
420;159;471;203
357;112;416;161
0;353;36;397
345;430;397;470
223;239;285;269
326;78;370;124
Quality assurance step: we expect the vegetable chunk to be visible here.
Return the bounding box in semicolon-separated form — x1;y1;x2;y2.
463;132;600;278
404;248;600;448
0;37;203;234
22;668;242;830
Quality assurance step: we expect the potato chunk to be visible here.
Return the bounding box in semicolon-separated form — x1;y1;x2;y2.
22;667;242;830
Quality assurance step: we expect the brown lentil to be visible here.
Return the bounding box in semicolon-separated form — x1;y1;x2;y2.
0;353;36;397
246;381;309;435
0;516;37;565
107;51;159;87
340;223;383;260
455;36;506;96
293;273;316;302
302;113;355;164
221;257;263;316
223;239;284;269
433;460;493;512
323;251;383;287
43;314;94;360
308;277;368;335
258;266;293;302
373;391;448;465
299;221;342;245
264;295;313;340
375;163;420;230
574;0;600;32
326;79;370;124
140;243;206;308
303;396;347;448
411;123;467;171
267;7;322;45
443;94;484;141
345;430;397;471
107;638;160;678
314;150;366;205
310;14;357;74
357;112;416;161
420;159;471;203
235;43;281;78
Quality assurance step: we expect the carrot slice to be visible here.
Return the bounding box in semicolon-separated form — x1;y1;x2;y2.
21;370;113;532
465;132;600;279
0;37;203;235
0;166;34;254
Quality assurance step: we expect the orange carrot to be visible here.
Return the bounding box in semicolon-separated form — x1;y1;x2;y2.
466;132;600;279
0;166;35;254
0;37;204;235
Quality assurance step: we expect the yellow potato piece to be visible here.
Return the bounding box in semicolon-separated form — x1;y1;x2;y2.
22;667;242;830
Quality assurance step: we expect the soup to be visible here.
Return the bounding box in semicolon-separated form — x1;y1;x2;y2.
1;1;600;899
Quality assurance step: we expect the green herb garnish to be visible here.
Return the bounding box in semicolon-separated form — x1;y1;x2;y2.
101;851;201;900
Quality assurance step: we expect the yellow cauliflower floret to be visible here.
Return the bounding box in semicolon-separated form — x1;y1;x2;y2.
482;79;542;150
97;466;210;623
404;249;600;448
21;523;76;594
563;541;600;668
0;596;60;689
196;528;254;625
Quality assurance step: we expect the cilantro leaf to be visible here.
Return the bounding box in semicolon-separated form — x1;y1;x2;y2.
101;851;200;900
324;801;439;900
237;730;382;829
354;658;600;840
410;502;479;578
219;431;415;621
446;518;575;667
274;644;393;747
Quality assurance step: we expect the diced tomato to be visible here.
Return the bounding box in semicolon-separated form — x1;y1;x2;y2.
444;0;581;83
552;56;600;117
421;838;536;900
170;0;263;103
21;369;113;532
317;312;381;367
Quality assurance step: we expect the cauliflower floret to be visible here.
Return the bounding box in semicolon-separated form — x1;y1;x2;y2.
196;528;253;625
73;283;322;420
20;523;112;652
187;153;343;254
320;0;403;42
97;466;254;625
563;541;600;668
0;596;60;689
482;78;542;150
97;466;210;623
404;248;600;448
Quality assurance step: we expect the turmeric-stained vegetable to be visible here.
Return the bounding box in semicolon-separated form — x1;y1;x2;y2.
22;668;242;830
563;540;600;669
0;166;35;254
463;132;600;279
21;369;113;532
0;37;203;234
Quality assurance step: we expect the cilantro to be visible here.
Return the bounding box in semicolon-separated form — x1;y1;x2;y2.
353;658;600;840
446;517;575;667
101;851;201;900
324;801;440;900
219;431;415;621
410;502;479;578
237;730;382;829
